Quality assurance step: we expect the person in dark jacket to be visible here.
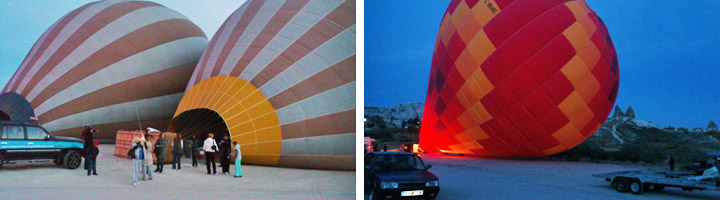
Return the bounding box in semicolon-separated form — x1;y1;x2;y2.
87;140;99;176
154;132;168;173
81;127;94;170
219;135;231;174
183;138;192;158
383;144;387;152
669;155;675;171
171;136;183;170
191;135;199;167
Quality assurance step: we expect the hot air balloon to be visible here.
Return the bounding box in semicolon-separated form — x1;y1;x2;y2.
0;1;208;140
170;0;355;170
419;0;619;156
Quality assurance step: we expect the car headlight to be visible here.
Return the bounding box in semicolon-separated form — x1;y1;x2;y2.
380;181;398;189
426;180;439;187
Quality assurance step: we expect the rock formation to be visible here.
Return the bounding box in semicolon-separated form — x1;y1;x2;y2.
625;106;635;118
709;120;718;130
612;105;625;118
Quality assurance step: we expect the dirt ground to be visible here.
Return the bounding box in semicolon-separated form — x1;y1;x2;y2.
363;150;720;199
0;145;355;200
419;154;720;199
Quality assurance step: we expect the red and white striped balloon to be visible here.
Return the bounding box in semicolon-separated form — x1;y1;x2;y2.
1;1;208;139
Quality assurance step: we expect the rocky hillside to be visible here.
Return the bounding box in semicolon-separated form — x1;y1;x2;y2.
365;102;720;164
585;106;720;152
365;102;423;129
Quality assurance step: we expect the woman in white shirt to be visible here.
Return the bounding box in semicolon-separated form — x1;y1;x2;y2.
202;133;219;175
233;142;242;178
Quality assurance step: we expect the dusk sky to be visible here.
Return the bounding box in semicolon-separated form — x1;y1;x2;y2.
365;0;719;129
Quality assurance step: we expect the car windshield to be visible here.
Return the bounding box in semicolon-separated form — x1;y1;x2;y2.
374;154;426;171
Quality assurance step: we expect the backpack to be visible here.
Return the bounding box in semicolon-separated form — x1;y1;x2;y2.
127;144;139;158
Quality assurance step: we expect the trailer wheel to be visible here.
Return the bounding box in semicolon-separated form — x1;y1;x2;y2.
613;178;629;193
650;185;664;192
629;179;643;194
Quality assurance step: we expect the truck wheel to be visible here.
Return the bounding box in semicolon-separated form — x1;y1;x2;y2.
629;179;643;194
613;178;629;193
63;151;81;169
651;185;665;192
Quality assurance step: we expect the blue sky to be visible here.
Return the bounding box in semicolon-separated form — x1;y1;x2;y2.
365;0;720;129
0;0;244;93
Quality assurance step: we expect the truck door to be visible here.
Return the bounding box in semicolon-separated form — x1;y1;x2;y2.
0;125;27;159
25;126;57;159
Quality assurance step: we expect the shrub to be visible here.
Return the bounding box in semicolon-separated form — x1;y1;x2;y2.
553;142;611;161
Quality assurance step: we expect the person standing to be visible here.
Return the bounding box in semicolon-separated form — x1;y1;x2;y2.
131;137;144;186
87;140;99;176
191;135;199;167
669;155;675;171
81;127;93;170
154;132;168;173
171;136;183;170
219;135;231;175
142;135;154;181
233;142;242;178
203;133;219;175
183;138;192;158
383;144;387;152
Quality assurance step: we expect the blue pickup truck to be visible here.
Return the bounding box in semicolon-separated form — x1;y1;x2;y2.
0;120;84;170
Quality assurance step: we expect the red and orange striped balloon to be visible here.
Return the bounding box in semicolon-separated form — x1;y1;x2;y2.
419;0;619;156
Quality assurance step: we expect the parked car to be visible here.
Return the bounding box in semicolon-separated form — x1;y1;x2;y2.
0;120;84;170
365;152;439;199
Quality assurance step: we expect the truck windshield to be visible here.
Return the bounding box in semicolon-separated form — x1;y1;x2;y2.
374;154;426;171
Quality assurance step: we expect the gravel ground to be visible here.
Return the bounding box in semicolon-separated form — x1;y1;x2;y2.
0;145;355;200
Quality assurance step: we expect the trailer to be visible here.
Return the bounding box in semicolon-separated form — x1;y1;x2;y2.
592;170;720;194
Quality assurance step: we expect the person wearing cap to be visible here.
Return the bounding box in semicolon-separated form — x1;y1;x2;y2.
86;140;99;176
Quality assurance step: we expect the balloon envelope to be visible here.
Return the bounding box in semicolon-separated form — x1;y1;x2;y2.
0;1;207;140
170;0;356;170
419;0;619;156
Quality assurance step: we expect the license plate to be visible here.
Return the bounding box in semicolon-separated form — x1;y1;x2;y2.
401;190;423;196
